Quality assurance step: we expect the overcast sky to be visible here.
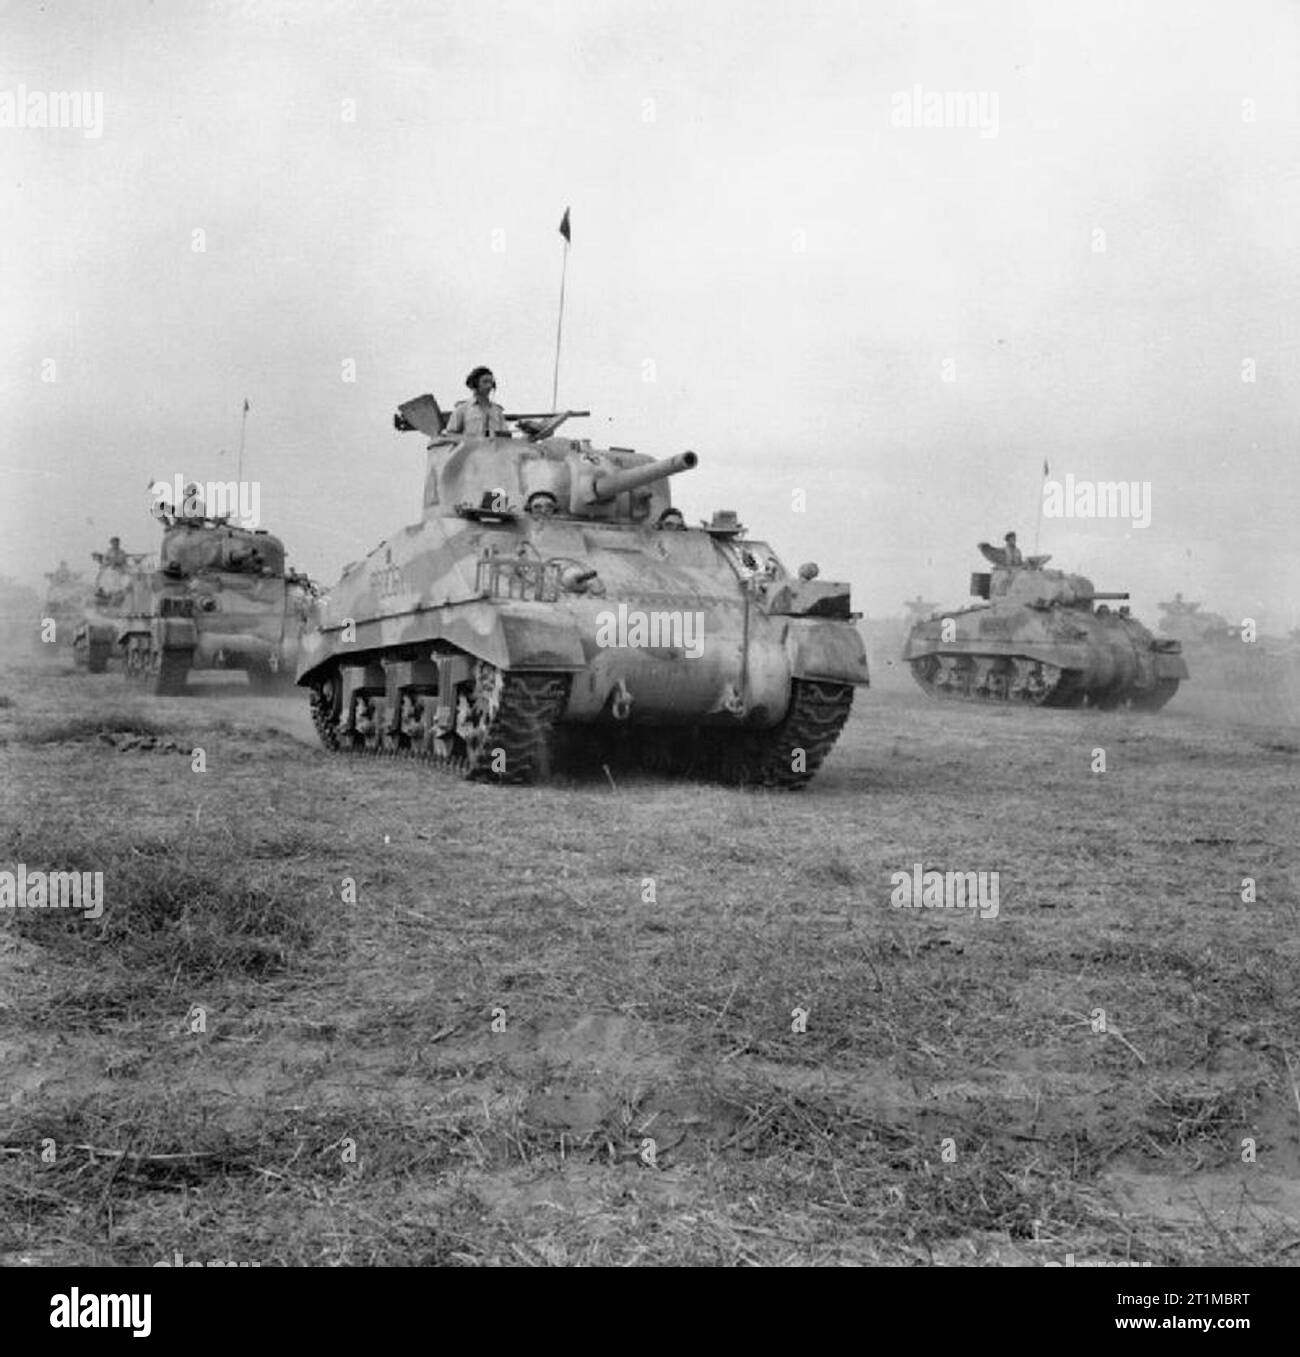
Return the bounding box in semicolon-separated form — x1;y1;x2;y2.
3;0;1298;630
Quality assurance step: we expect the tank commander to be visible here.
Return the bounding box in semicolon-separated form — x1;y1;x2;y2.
1003;532;1024;567
656;507;686;530
444;366;509;437
104;536;128;568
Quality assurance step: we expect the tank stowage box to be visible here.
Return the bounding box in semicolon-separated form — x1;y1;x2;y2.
296;397;869;785
119;518;319;694
902;546;1187;710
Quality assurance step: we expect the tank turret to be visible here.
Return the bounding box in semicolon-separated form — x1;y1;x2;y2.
903;544;1187;710
296;393;869;785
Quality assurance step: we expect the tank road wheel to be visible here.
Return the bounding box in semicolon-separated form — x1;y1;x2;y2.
728;678;855;790
309;674;343;751
908;655;941;697
1008;658;1062;706
124;636;150;682
457;662;570;784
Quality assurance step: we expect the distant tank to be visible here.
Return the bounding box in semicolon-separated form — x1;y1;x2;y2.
1156;593;1237;647
118;515;319;695
296;394;869;785
0;576;42;657
73;550;151;672
42;562;88;653
902;544;1187;709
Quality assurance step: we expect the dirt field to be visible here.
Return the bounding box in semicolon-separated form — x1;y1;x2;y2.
2;651;1297;1266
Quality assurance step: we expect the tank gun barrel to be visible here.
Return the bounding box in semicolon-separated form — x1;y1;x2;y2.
587;451;698;504
1092;592;1130;601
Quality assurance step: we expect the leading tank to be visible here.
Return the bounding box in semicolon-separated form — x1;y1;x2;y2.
296;395;869;785
119;515;320;694
902;544;1187;710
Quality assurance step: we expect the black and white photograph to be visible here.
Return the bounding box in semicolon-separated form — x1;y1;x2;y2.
2;0;1297;1294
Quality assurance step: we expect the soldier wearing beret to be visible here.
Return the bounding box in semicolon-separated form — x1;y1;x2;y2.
445;366;509;437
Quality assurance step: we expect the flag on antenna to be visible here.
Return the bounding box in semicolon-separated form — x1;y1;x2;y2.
559;207;571;243
244;399;251;413
1042;458;1049;476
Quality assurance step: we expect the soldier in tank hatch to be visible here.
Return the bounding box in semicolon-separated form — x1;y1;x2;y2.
444;366;509;437
1003;532;1024;566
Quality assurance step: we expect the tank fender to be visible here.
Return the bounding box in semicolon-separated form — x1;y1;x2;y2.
785;616;869;685
1154;652;1190;680
296;603;586;687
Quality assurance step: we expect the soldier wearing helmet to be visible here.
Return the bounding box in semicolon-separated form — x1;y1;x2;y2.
1003;532;1024;567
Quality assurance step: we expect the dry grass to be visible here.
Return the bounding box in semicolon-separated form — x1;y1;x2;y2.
0;653;1297;1266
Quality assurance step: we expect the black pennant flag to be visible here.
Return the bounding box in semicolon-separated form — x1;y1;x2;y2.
559;207;571;243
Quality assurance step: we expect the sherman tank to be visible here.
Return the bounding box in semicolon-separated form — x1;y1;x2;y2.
73;551;150;672
902;544;1187;710
42;563;88;653
1156;593;1237;647
296;395;869;785
119;515;319;695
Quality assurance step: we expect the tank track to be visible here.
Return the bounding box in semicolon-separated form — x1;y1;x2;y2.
310;669;854;788
729;677;856;788
627;678;856;788
310;666;571;784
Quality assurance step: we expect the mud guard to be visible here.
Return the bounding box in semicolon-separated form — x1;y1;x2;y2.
297;602;586;686
786;617;870;685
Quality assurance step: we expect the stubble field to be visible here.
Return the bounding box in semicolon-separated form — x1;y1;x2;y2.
1;650;1297;1267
